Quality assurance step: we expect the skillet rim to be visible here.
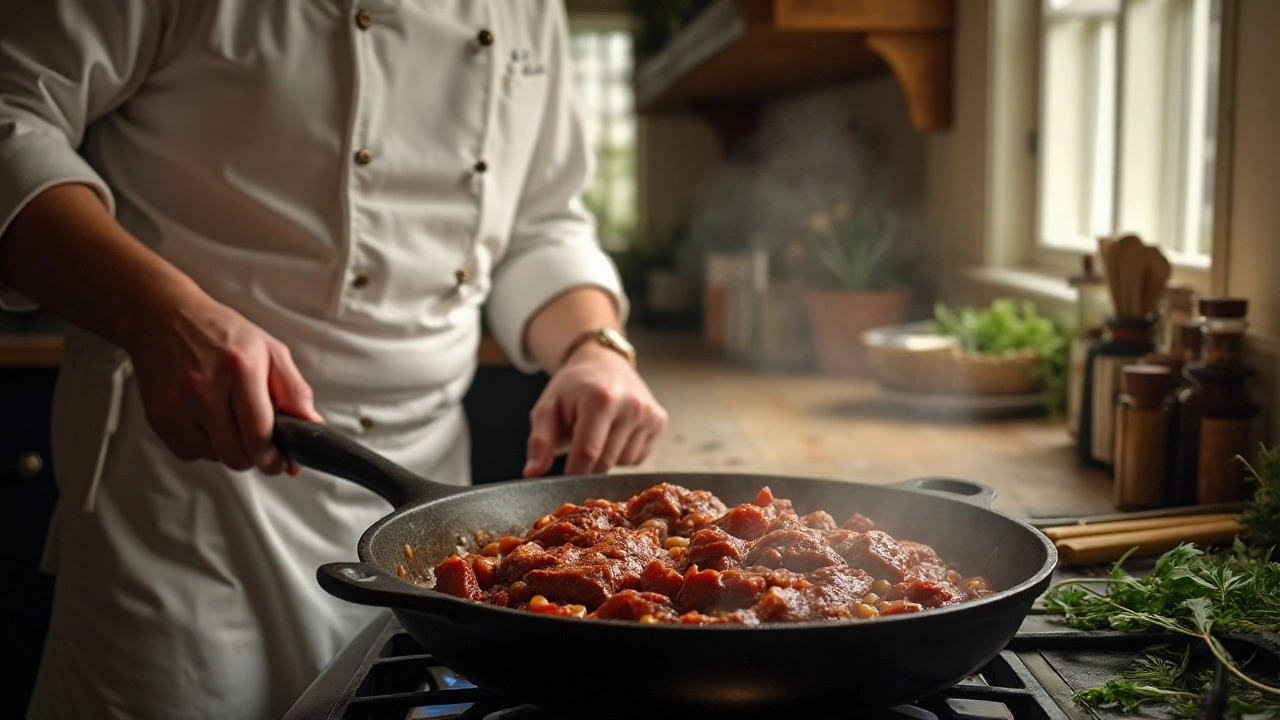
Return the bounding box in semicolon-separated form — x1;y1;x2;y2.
341;471;1059;631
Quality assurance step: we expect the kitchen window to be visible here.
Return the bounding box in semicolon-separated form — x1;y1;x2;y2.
1037;0;1222;267
569;20;637;252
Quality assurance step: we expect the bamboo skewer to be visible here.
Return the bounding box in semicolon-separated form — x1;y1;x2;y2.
1054;518;1246;566
1041;513;1237;542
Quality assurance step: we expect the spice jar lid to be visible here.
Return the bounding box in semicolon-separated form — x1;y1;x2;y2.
1198;297;1248;319
1120;364;1176;399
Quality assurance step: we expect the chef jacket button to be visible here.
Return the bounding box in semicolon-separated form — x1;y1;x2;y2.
473;160;487;174
352;273;371;289
354;148;373;165
359;417;375;430
455;268;469;285
354;9;374;30
477;29;495;47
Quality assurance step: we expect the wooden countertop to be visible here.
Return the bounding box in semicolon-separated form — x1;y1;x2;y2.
623;330;1115;520
0;334;62;367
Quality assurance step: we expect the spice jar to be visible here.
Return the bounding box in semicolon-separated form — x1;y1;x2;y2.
1113;365;1177;510
1198;297;1248;367
1180;320;1204;366
1067;256;1109;438
1157;283;1196;356
1170;364;1258;505
1078;316;1157;467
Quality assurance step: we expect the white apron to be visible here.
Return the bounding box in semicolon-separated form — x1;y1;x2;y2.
27;328;471;720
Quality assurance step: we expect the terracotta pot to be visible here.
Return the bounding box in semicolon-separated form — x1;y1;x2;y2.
803;289;911;375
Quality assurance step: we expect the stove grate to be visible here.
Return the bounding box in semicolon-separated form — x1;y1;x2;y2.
321;618;1068;720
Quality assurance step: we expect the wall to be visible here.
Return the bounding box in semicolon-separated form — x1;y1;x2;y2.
1218;0;1280;443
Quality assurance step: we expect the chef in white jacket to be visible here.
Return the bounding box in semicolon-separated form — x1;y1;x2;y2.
0;1;668;718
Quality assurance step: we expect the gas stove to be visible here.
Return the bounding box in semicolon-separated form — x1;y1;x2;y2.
283;607;1278;720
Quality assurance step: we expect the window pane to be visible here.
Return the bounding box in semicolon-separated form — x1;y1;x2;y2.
1038;7;1119;250
570;27;637;252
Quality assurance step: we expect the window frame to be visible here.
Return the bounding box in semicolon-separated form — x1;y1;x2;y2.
1026;0;1224;286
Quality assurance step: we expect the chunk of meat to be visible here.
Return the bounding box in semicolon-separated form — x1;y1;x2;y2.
801;511;838;531
897;579;962;609
434;555;481;600
684;526;747;571
509;528;662;609
841;512;876;532
714;503;772;540
899;540;950;582
626;483;727;537
640;559;684;597
744;527;844;573
674;568;766;613
527;504;625;547
830;530;909;582
752;566;873;622
591;590;678;622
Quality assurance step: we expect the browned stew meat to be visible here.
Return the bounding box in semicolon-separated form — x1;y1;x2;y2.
422;483;993;624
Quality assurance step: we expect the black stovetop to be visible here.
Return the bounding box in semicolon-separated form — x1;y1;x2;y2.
282;605;1280;720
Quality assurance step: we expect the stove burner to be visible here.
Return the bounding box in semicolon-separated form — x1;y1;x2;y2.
289;615;1067;720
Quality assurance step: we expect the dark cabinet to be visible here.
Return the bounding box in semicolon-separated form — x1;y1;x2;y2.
0;366;59;716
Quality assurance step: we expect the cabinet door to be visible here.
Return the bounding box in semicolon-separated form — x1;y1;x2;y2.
0;367;59;716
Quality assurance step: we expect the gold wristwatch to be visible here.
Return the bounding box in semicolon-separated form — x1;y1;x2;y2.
559;327;636;368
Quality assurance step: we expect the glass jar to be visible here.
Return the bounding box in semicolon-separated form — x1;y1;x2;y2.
1198;297;1248;368
1077;317;1156;467
1067;255;1109;438
1113;365;1177;510
1170;364;1258;506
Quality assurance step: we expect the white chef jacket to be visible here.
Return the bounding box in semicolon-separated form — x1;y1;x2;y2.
0;1;625;718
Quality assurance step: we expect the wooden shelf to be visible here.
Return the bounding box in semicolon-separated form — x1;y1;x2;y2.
635;0;954;132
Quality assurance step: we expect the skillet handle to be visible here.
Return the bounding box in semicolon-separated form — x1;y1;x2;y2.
273;415;459;507
889;477;998;508
318;561;433;609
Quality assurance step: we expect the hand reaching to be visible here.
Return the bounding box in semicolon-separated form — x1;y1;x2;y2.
523;343;667;477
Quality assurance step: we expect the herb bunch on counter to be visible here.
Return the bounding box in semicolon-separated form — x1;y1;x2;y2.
932;299;1069;414
1043;444;1280;717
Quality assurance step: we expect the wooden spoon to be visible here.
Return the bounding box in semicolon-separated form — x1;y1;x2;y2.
1142;246;1171;317
1109;235;1144;316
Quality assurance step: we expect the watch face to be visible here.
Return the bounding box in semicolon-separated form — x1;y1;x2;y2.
601;328;635;357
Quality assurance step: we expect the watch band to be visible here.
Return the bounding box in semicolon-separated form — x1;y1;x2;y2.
558;327;636;368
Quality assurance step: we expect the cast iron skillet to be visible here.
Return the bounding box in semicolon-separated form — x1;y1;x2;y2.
274;416;1057;719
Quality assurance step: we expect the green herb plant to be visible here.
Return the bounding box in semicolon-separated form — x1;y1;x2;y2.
805;203;901;292
932;299;1070;414
1075;647;1278;718
1240;444;1280;549
1044;541;1280;715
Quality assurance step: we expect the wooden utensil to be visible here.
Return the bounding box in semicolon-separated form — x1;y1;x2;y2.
1108;234;1144;315
1041;513;1236;542
1142;246;1172;317
1055;518;1246;566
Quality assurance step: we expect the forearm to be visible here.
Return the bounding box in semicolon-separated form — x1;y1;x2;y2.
0;182;210;349
522;286;621;373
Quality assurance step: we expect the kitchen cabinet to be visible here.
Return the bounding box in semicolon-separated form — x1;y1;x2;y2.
636;0;955;134
0;365;58;717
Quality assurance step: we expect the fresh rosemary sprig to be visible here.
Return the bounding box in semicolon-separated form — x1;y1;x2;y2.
1076;647;1280;719
1044;541;1280;703
1240;444;1280;550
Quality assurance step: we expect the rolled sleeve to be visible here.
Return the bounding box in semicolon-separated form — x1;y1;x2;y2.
0;131;114;310
486;237;626;373
0;0;161;309
484;1;628;372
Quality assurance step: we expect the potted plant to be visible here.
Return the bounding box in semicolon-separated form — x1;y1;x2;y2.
801;201;911;375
